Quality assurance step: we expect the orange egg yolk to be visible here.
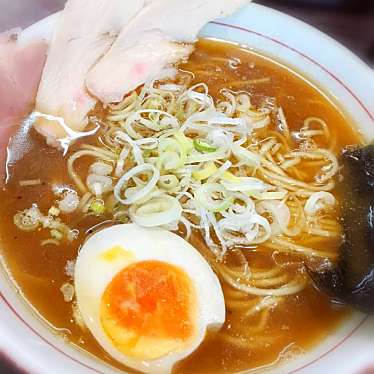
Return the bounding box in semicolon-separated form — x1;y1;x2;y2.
100;260;197;360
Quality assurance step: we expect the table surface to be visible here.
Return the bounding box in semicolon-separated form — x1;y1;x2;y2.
0;1;373;373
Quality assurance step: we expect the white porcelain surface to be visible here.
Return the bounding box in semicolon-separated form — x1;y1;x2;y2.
1;3;373;374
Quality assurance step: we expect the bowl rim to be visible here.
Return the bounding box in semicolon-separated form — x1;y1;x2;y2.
1;3;373;374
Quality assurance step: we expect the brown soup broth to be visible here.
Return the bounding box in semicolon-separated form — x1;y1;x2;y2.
0;39;360;373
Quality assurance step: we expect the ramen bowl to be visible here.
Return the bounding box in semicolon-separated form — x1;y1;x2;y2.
1;3;374;374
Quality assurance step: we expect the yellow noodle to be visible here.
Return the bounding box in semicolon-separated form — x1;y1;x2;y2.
245;297;282;318
303;117;331;140
80;144;116;159
219;268;306;297
265;237;337;259
225;298;259;311
304;227;339;238
223;287;252;299
220;333;276;349
78;192;93;212
67;150;113;194
250;275;289;288
260;168;335;192
226;77;272;88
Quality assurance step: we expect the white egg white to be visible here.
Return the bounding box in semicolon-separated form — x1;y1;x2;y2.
74;224;225;374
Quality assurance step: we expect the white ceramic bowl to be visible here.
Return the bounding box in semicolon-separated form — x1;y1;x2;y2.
1;3;374;374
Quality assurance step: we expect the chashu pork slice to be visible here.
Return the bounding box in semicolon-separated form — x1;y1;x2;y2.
0;30;47;185
34;0;145;145
86;0;250;105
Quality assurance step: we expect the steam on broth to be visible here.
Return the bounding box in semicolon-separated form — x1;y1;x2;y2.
0;39;360;373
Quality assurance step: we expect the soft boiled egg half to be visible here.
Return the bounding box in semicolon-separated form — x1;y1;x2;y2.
74;224;225;374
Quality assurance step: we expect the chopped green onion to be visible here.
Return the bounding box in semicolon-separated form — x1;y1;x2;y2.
174;131;194;153
192;162;218;181
221;177;269;192
231;144;260;168
249;191;288;200
187;148;227;163
50;229;63;241
222;171;240;183
13;205;42;232
158;175;179;191
48;206;60;217
129;195;182;227
193;139;218;153
89;199;106;215
195;183;233;212
114;163;160;205
158;138;186;169
142;149;153;158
